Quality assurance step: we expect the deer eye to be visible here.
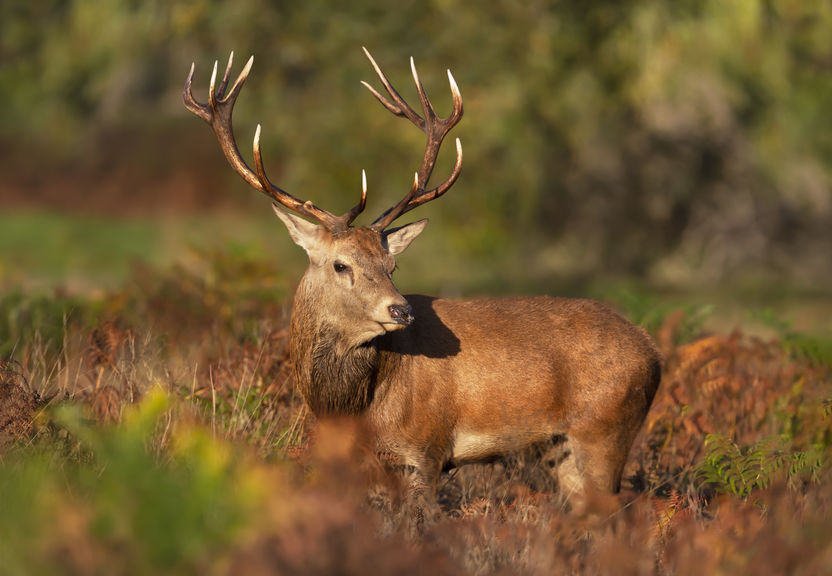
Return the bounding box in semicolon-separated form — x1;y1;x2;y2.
333;262;349;274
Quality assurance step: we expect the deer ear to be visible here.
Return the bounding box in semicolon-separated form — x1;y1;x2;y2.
384;219;428;255
272;204;328;261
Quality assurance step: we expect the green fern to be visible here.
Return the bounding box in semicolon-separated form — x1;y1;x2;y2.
696;434;826;500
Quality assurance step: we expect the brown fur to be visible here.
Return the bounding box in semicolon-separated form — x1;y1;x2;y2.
284;225;662;507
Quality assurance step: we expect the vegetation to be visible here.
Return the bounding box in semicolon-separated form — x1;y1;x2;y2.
2;1;831;573
2;0;831;286
1;254;830;575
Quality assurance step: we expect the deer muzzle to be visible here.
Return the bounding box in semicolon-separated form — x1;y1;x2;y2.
388;303;414;326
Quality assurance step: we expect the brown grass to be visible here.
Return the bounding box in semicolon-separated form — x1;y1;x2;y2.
0;360;42;448
2;294;830;574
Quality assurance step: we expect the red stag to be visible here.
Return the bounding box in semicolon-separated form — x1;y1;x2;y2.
184;49;661;514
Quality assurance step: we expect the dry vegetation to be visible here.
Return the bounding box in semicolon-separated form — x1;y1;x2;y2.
1;258;830;575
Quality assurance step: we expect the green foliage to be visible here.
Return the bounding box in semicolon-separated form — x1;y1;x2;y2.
696;433;826;500
750;307;832;368
0;391;260;575
0;211;163;287
0;239;291;360
1;0;831;283
0;289;91;360
781;333;832;369
599;285;713;341
122;243;291;342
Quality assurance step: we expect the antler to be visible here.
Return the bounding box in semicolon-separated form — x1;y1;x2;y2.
361;47;463;231
184;52;366;230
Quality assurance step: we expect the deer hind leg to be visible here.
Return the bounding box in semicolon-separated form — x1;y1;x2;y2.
578;439;628;493
554;435;628;512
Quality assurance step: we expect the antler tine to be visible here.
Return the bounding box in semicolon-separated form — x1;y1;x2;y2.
410;57;435;125
341;170;368;227
183;63;211;123
184;54;345;229
372;173;421;231
361;47;424;127
362;49;464;231
216;52;234;99
408;136;462;207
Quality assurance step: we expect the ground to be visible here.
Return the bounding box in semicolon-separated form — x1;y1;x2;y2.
0;262;830;574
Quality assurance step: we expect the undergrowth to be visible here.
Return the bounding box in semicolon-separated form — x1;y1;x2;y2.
697;434;826;501
1;253;831;575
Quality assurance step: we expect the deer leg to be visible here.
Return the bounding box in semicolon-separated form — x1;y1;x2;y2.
552;434;634;519
555;438;586;505
552;435;623;513
578;439;627;493
404;457;442;536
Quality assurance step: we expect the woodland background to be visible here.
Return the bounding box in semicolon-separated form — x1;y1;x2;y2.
1;2;831;574
2;0;831;295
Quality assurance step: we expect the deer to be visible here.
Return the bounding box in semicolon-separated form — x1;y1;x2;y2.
183;49;662;518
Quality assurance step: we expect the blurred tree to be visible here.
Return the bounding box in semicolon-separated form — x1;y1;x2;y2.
0;0;830;286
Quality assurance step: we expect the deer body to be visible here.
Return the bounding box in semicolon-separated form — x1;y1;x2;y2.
291;255;660;497
373;295;659;479
184;49;661;506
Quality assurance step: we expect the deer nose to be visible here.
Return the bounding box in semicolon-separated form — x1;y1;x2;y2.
388;303;414;326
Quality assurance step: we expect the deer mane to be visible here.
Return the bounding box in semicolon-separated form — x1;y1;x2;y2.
291;320;379;415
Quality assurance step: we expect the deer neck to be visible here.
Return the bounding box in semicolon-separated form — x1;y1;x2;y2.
289;283;380;416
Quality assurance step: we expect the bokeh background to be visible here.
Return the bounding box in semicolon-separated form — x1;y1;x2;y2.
2;5;832;573
2;0;831;329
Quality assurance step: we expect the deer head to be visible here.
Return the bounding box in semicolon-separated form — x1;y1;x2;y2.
274;206;428;346
183;49;463;346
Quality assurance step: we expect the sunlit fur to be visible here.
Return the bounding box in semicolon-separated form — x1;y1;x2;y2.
279;216;662;510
